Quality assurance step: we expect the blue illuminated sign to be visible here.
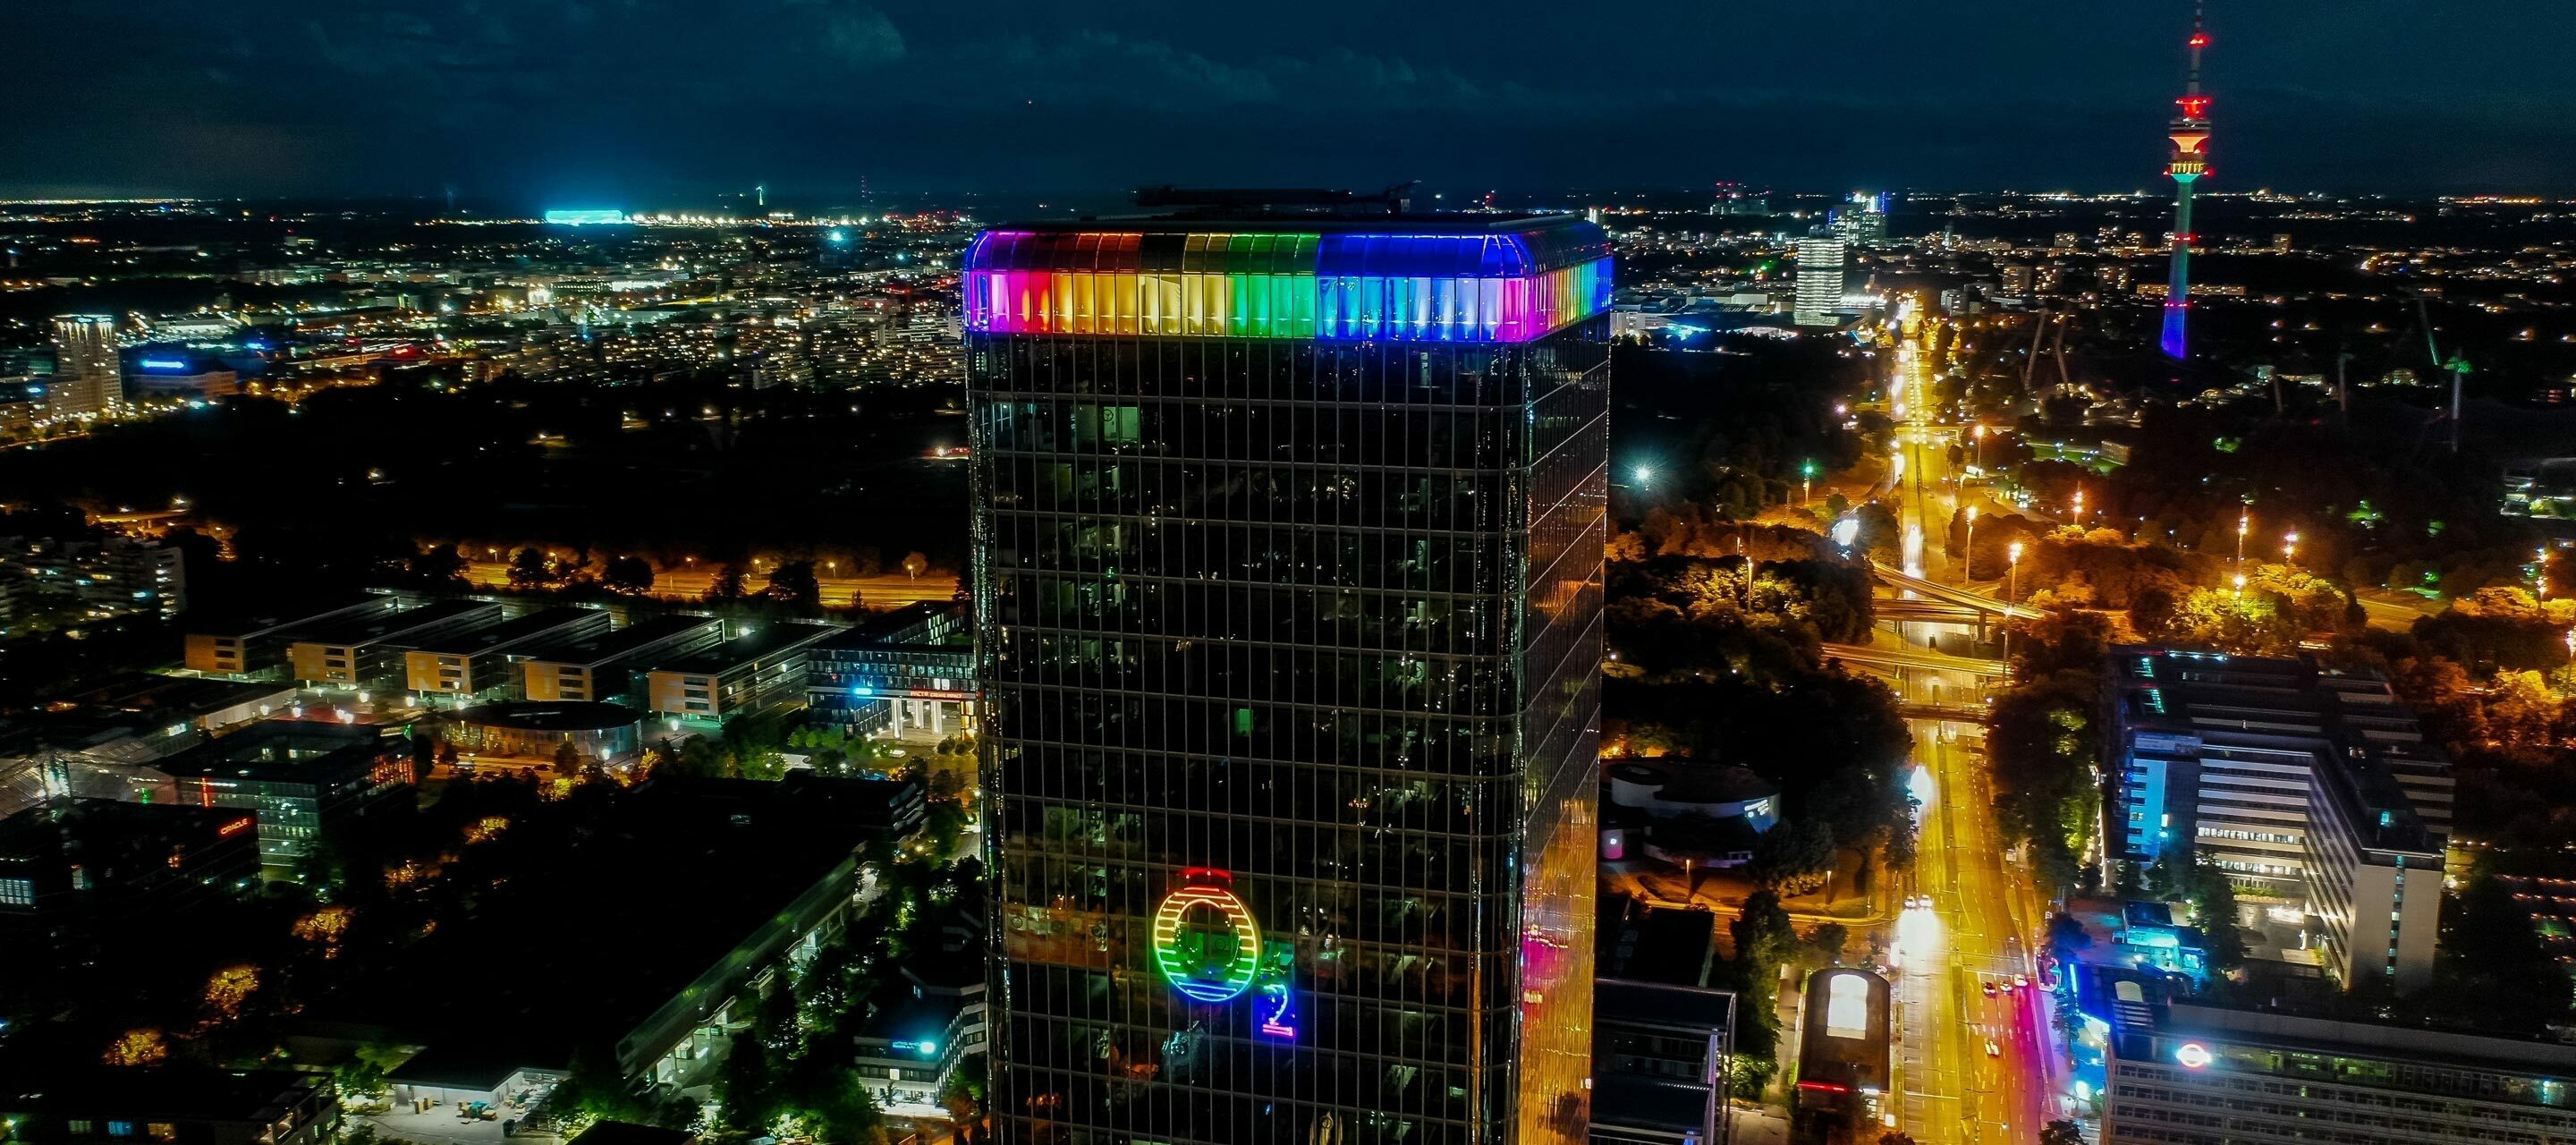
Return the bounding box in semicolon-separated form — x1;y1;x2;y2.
544;209;627;225
139;359;190;371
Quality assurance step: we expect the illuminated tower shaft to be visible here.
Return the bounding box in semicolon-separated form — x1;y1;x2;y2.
2161;3;2211;360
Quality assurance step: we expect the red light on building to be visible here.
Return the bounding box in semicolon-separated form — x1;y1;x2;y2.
2178;96;2211;118
2189;31;2209;47
218;817;254;838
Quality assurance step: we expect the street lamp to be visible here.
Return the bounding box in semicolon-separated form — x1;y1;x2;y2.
1962;506;1979;587
2007;540;2023;602
1802;460;1818;506
1973;424;1989;471
2233;572;2248;598
2284;532;2301;569
2540;546;2553;602
2236;510;2250;580
2072;488;2086;526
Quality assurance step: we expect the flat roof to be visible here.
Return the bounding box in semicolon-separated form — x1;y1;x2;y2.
282;598;499;649
72;673;297;717
0;1066;318;1120
514;615;721;668
458;700;640;733
184;592;392;638
152;721;400;780
407;606;610;657
653;623;839;675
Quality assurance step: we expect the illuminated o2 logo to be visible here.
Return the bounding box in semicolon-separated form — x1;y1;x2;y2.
2174;1042;2213;1070
1152;871;1262;1004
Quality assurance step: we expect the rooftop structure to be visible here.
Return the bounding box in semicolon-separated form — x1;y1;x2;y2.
962;213;1613;343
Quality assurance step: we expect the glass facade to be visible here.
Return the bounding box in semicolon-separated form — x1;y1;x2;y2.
968;216;1609;1145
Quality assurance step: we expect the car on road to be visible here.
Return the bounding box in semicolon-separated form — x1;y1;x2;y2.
1981;980;1998;997
2012;973;2029;991
1985;1040;2002;1057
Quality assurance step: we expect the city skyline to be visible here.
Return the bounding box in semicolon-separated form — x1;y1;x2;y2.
5;1;2576;199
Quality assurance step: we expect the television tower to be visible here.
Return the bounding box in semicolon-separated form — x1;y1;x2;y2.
2160;1;2212;360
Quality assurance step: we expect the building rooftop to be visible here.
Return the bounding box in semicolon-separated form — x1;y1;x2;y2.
405;606;608;657
456;700;640;733
183;592;392;638
514;615;720;668
0;1066;321;1122
151;721;402;782
280;598;496;649
964;214;1613;343
655;623;838;675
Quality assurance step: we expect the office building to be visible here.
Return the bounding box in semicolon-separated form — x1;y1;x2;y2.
0;800;260;921
184;593;403;677
805;601;975;735
47;315;123;420
2089;967;2576;1145
1794;237;1846;327
516;615;724;705
152;722;416;875
965;206;1612;1145
2106;648;2453;991
1829;193;1886;249
1591;980;1736;1145
284;599;505;688
0;1068;340;1145
643;622;838;722
402;605;612;701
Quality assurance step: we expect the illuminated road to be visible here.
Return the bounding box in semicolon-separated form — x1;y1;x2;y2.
1896;724;2055;1145
1877;301;2060;1144
462;560;960;608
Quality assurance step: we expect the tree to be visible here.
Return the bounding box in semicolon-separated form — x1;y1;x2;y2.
767;559;823;610
1803;922;1850;968
409;544;469;586
706;563;749;603
602;556;656;596
902;551;930;580
2039;1122;2085;1145
553;741;583;781
506;546;556;590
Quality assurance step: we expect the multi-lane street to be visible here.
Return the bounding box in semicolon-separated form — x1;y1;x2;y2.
1875;302;2063;1144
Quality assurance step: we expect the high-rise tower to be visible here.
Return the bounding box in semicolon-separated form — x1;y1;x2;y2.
964;208;1612;1144
2160;2;2212;360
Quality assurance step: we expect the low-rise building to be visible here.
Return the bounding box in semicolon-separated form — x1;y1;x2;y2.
805;602;974;736
150;722;417;875
324;774;924;1101
284;600;505;689
643;622;838;723
516;615;723;706
1592;979;1737;1145
184;594;403;678
2091;968;2576;1145
0;800;259;922
0;1067;339;1145
402;606;612;702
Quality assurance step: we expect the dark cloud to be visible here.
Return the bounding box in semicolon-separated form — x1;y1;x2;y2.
2;0;2572;200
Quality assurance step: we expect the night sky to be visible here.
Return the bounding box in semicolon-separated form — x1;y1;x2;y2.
4;0;2572;203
